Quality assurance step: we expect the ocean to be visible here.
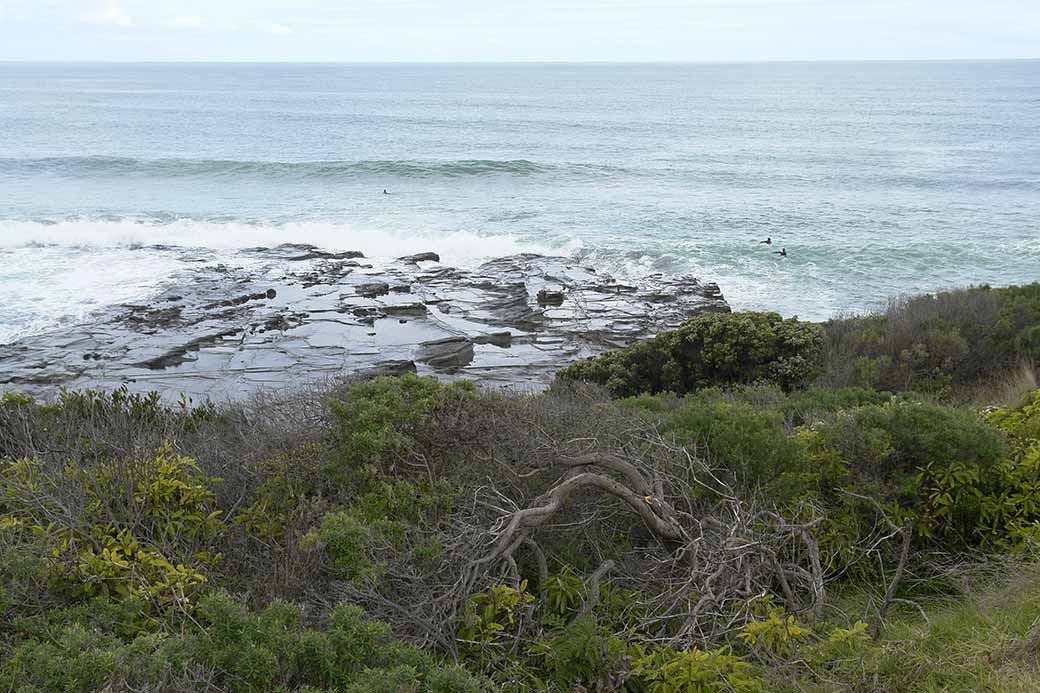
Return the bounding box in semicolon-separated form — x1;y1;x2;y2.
1;61;1038;345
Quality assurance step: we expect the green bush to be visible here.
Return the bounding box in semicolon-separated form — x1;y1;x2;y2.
559;282;1040;400
557;311;823;397
0;593;486;693
317;510;384;584
820;282;1040;395
425;666;487;693
657;397;811;488
0;445;225;614
5;312;1040;693
631;644;764;692
824;399;1005;482
0;386;219;465
987;388;1040;443
533;615;629;690
327;374;473;488
315;479;454;587
818;399;1006;542
624;388;1022;549
978;390;1040;546
779;386;893;426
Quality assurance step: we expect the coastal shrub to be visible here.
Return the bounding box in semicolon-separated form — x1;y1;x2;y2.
987;388;1040;443
825;399;1004;481
768;428;852;511
978;390;1040;546
656;396;810;488
234;445;328;543
458;581;536;648
626;388;857;501
326;374;474;488
630;645;764;692
6;366;1040;692
462;600;770;692
624;387;1026;550
0;593;486;693
779;386;892;426
738;606;811;662
619;384;1040;553
0;386;218;465
818;399;1006;542
0;445;225;615
557;311;823;397
532;615;629;690
314;479;454;589
819;282;1040;395
317;510;385;585
559;281;1040;399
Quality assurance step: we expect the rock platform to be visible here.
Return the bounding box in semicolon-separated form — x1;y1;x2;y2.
0;246;728;400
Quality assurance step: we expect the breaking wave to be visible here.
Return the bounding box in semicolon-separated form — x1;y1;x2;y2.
0;156;608;180
0;218;583;344
0;218;580;265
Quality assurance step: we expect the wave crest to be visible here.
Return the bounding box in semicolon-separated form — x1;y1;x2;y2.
0;218;580;266
0;156;561;180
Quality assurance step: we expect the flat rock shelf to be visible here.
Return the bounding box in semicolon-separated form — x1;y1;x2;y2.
0;245;729;401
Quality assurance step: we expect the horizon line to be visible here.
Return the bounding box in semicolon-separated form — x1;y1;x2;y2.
0;57;1037;66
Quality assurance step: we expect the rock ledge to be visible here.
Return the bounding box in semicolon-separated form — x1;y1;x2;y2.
0;247;729;400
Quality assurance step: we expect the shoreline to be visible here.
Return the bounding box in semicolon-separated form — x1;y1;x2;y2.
0;245;728;401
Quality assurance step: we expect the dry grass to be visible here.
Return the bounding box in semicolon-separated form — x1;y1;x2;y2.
817;283;1039;397
965;360;1040;408
791;558;1040;692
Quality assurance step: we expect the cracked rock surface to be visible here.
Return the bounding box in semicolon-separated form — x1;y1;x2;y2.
0;245;728;401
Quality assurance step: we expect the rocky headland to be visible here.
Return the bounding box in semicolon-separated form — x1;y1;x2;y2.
0;245;728;400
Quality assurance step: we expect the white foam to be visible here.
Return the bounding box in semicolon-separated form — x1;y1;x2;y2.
0;219;581;344
0;245;185;343
0;219;574;267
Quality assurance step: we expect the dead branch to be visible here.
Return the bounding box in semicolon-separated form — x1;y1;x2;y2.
474;470;688;575
577;559;616;619
874;521;914;640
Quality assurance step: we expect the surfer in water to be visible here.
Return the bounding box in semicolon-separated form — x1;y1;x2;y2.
383;189;390;195
774;248;787;258
759;237;772;245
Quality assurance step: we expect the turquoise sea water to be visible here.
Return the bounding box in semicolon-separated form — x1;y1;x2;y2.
1;61;1038;342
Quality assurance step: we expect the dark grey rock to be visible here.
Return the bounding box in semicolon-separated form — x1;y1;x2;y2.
473;332;513;348
356;360;417;379
383;304;429;317
416;336;475;370
398;252;440;264
536;289;566;306
133;329;240;370
287;250;365;261
355;282;390;298
203;290;277;310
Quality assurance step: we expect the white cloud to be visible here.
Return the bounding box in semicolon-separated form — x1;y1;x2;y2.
261;22;291;35
82;0;130;26
1;0;1037;60
170;15;201;28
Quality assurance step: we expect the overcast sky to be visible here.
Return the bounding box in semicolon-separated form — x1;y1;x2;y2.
0;0;1037;62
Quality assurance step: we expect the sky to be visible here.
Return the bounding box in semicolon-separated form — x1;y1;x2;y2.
0;0;1037;62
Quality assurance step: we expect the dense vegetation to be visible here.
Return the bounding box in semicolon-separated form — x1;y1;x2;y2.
2;282;1039;692
561;282;1040;401
819;283;1040;397
558;312;823;397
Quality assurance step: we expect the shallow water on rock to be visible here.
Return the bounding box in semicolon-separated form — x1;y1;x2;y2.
0;248;728;400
